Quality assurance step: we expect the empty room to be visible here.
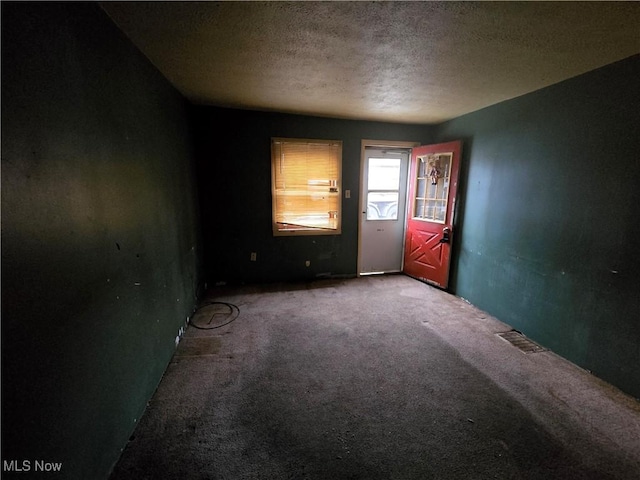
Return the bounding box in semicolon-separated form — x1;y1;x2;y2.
1;2;639;479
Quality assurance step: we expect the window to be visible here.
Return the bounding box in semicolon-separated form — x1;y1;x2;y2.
271;138;342;236
366;157;402;220
413;152;452;223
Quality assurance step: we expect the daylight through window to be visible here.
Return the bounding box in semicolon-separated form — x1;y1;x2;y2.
271;138;342;236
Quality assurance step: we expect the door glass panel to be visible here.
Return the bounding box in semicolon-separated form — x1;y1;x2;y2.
368;158;401;189
413;152;452;223
367;192;399;220
417;178;426;198
415;199;425;218
367;158;401;220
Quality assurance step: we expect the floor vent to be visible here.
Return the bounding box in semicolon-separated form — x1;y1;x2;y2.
497;330;547;354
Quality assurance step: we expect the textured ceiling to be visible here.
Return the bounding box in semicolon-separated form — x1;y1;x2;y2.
102;1;640;124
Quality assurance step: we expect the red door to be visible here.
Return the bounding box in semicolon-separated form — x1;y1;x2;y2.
403;141;462;289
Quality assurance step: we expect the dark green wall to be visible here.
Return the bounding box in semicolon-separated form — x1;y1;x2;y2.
436;55;640;399
1;3;202;479
192;106;434;284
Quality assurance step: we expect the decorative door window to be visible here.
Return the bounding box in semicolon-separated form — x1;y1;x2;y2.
413;153;452;223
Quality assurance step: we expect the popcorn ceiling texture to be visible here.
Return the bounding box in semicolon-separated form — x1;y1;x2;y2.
102;1;640;124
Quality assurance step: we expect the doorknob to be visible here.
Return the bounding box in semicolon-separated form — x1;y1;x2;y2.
440;227;451;244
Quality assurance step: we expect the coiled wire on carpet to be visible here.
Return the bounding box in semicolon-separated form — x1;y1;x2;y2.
190;301;240;330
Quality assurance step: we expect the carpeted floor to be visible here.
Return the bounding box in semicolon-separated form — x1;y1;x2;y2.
109;275;640;479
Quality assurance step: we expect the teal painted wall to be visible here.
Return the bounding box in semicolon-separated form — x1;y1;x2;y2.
437;55;640;399
192;106;434;284
1;3;202;478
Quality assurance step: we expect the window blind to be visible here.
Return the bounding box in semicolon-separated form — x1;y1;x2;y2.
272;138;342;235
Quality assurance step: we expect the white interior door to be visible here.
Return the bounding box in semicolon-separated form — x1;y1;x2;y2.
359;148;410;274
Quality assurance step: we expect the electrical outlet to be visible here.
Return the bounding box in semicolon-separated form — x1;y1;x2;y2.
305;260;310;267
250;252;257;261
345;189;351;198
